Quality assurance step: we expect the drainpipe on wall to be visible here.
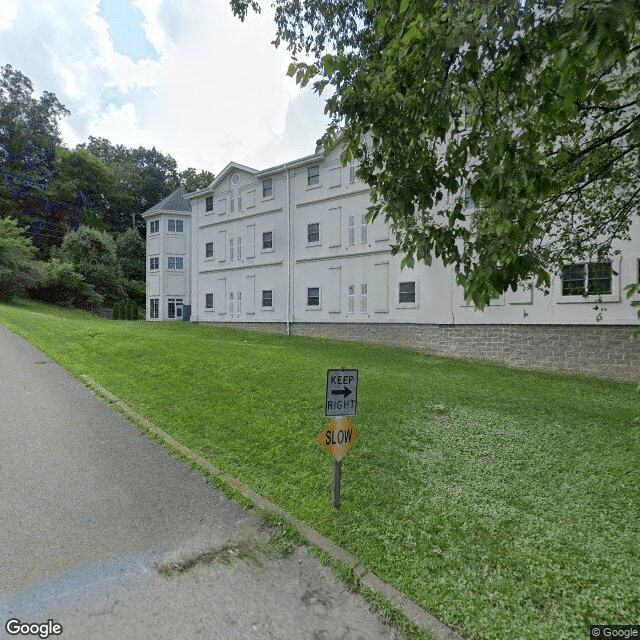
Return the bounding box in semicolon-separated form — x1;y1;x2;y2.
285;163;291;335
450;266;455;325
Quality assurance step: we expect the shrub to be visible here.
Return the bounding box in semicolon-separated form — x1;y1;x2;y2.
123;278;145;306
129;300;139;320
112;301;121;320
29;259;103;312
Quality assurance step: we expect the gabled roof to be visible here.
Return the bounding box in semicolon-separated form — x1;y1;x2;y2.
142;187;191;217
187;161;258;199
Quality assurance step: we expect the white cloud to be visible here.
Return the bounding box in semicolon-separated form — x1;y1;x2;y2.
89;102;155;148
0;0;18;31
131;0;165;55
0;0;330;175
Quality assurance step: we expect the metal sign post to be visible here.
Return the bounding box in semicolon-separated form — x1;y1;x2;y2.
320;369;359;507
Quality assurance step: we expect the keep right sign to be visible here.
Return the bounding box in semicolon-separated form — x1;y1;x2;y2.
325;369;358;416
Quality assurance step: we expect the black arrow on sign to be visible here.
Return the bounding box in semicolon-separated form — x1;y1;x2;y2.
331;387;352;398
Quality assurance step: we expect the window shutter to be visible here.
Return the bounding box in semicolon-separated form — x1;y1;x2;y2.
328;266;341;313
328;206;341;247
245;223;255;258
374;262;389;312
246;275;255;314
217;230;226;262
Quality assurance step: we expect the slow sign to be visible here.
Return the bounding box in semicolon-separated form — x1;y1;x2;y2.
318;417;358;461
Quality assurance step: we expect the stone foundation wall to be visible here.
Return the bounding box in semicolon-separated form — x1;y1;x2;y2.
202;321;640;382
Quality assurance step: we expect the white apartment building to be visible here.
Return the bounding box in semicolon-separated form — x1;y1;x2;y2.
143;142;640;327
142;142;640;380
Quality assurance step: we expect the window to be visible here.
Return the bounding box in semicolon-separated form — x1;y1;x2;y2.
348;285;355;312
149;298;159;319
588;262;612;294
229;292;234;315
205;242;214;258
205;196;213;212
229;238;234;261
262;289;273;308
349;163;356;184
167;298;183;319
262;178;273;198
238;195;242;210
464;187;475;210
461;103;471;130
205;293;214;309
149;257;159;270
167;256;184;270
399;281;416;303
237;292;242;314
307;165;320;186
237;236;242;260
262;231;273;250
307;222;320;244
307;287;320;307
361;214;368;244
149;220;159;233
360;284;368;312
348;216;355;245
230;197;234;213
562;262;612;296
168;219;183;233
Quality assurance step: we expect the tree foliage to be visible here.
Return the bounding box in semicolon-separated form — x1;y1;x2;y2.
76;137;181;232
0;217;43;301
46;147;115;227
57;225;124;303
179;167;215;192
0;64;69;180
232;0;640;307
115;227;146;281
29;258;103;311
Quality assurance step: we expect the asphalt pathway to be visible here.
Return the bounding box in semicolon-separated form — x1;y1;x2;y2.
0;326;403;640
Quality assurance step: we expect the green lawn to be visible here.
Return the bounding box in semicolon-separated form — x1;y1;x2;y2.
1;299;639;640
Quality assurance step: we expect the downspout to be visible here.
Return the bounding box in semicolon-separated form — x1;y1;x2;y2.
285;163;291;335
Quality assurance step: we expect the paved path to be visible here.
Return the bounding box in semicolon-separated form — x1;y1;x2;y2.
0;326;402;640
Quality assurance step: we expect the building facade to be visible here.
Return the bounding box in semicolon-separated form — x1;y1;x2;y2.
142;143;640;380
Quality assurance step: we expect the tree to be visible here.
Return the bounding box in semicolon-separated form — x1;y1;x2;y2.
57;225;124;303
179;167;215;192
77;137;181;232
46;147;115;229
0;64;69;181
0;217;43;301
232;0;640;307
115;227;146;281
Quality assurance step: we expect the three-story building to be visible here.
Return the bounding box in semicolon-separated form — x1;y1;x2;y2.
142;142;640;380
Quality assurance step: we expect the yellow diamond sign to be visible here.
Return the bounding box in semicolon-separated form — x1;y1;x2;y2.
318;417;358;461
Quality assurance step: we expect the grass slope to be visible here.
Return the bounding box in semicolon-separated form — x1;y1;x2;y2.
1;300;638;640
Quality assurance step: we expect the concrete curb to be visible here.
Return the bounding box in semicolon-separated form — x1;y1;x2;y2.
81;375;467;640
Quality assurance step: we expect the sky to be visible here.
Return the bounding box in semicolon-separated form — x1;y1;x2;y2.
0;0;331;175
